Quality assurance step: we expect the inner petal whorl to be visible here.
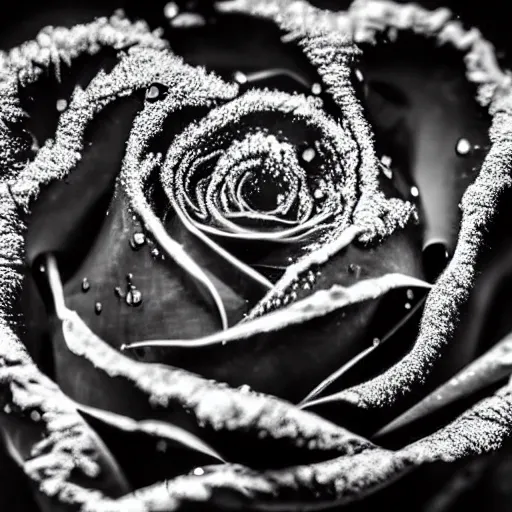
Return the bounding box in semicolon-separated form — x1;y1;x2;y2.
207;133;314;225
162;90;360;244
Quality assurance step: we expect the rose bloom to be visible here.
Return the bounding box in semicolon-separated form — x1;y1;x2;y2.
2;0;512;511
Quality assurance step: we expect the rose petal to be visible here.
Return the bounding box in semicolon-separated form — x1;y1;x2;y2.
0;440;40;511
76;402;225;464
124;273;430;350
90;381;512;511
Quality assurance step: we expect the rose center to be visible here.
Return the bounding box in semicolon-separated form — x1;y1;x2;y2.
240;167;290;214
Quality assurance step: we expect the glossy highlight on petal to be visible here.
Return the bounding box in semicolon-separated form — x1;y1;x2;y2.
123;273;430;351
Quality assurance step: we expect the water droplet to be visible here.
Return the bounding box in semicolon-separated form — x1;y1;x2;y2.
311;83;322;95
146;83;168;102
455;137;472;156
56;98;67;112
39;264;46;273
170;12;206;27
355;69;364;83
114;286;124;299
4;404;11;414
380;155;393;179
302;148;316;163
404;302;412;310
163;1;179;19
126;273;133;283
130;232;146;250
147;85;160;101
342;390;360;405
373;338;381;347
151;248;160;258
156;440;168;452
410;186;420;198
406;289;414;301
30;410;41;422
381;155;392;167
126;288;143;307
234;71;248;84
193;467;205;476
95;302;103;315
81;278;90;293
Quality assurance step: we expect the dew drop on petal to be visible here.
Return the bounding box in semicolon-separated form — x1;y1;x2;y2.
95;302;103;315
170;12;206;27
146;84;168;102
130;232;146;250
81;278;90;293
234;71;248;84
302;148;316;163
56;98;67;112
381;155;393;179
406;289;415;301
163;1;179;19
126;288;143;307
381;155;392;168
405;302;412;310
193;467;205;476
455;137;472;156
342;390;361;405
30;410;41;422
410;186;420;198
311;83;322;95
146;85;160;101
355;69;364;83
373;338;381;347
